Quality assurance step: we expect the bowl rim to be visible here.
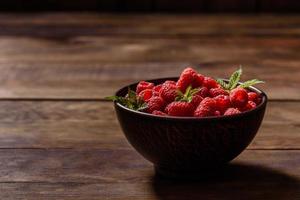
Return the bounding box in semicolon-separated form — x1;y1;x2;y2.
114;77;268;121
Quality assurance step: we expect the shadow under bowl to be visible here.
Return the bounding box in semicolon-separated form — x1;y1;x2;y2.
114;77;267;179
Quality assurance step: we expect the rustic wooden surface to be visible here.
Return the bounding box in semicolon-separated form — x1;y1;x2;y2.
0;13;299;199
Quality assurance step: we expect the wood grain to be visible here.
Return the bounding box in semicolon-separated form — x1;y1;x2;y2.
0;14;299;99
0;61;298;99
0;101;297;149
0;150;299;200
0;14;300;37
0;13;298;199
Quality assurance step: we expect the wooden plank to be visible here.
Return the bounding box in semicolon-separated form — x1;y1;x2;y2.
0;150;299;200
0;14;299;99
0;60;298;99
0;101;298;149
0;14;299;37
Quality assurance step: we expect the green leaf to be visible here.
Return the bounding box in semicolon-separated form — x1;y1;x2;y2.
105;87;147;111
239;79;265;88
216;79;229;90
105;96;119;101
190;88;200;96
137;103;148;111
175;85;200;103
228;67;242;90
184;85;192;96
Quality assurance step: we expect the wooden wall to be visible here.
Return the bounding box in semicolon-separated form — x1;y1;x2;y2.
0;0;299;12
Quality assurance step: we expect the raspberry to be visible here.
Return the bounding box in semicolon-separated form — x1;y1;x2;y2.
159;81;177;103
209;88;229;97
138;89;153;101
152;91;160;97
214;110;221;116
146;96;165;113
203;77;219;89
192;73;205;88
224;108;241;116
200;97;217;109
153;84;162;93
248;92;258;102
247;101;257;110
214;95;231;114
194;97;216;117
248;92;261;105
196;87;209;98
190;95;203;109
230;88;248;108
152;110;167;116
194;105;213;117
165;101;194;117
136;81;154;94
176;67;198;92
165;80;176;85
240;101;257;112
256;97;262;105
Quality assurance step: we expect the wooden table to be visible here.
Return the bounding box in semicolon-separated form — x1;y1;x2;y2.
0;13;299;199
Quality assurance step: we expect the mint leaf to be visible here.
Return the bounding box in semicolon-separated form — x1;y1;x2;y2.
217;79;229;90
239;79;265;88
176;85;199;102
105;88;147;111
105;96;119;101
228;67;242;90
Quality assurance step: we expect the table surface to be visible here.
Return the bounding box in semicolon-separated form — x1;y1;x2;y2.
0;13;299;200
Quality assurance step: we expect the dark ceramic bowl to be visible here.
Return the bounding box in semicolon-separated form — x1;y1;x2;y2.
114;77;267;178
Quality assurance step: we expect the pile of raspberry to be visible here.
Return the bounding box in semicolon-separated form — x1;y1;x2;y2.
136;67;261;117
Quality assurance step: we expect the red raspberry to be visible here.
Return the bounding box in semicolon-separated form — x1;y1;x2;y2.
138;89;153;101
159;81;177;103
165;101;194;117
200;97;217;109
190;95;203;109
256;97;262;105
214;110;221;116
136;81;154;94
165;80;176;85
176;67;198;92
153;84;162;93
196;87;209;98
230;88;248;108
194;97;216;117
248;92;261;105
152;110;167;116
203;77;219;89
194;105;212;117
248;92;258;102
146;96;165;113
214;95;231;114
240;101;257;112
152;89;160;96
209;88;229;97
192;73;205;88
224;108;241;116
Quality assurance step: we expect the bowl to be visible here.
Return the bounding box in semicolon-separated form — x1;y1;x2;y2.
114;77;267;178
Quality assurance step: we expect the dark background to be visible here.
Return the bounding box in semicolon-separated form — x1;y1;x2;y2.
0;0;300;12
